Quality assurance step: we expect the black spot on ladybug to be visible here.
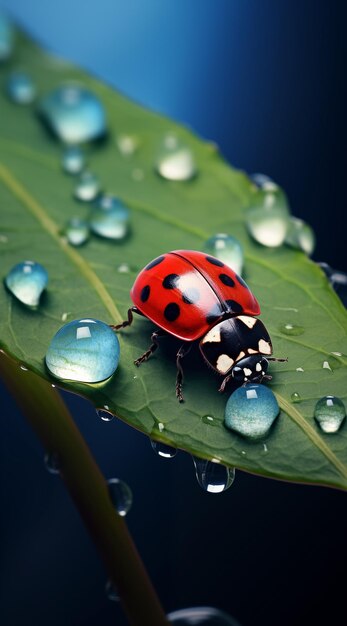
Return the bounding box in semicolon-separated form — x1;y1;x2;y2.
164;302;180;322
236;275;248;289
145;256;165;270
219;273;235;287
163;273;179;289
225;299;243;314
206;302;224;325
140;285;150;302
205;256;224;267
182;287;200;304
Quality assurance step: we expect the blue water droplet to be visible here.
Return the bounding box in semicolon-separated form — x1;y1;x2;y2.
89;195;130;240
314;396;346;434
44;452;61;475
150;439;177;458
155;134;197;181
107;478;133;516
246;185;290;247
45;318;120;383
224;383;279;439
39;83;107;144
193;457;235;493
64;217;89;246
6;71;36;104
62;146;85;175
105;579;119;602
97;407;114;421
168;606;240;625
203;233;244;275
0;13;14;61
74;171;100;202
4;260;48;307
285;216;315;255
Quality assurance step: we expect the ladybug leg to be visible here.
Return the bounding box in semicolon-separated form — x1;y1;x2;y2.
110;306;139;331
218;374;233;393
134;329;166;366
175;343;192;403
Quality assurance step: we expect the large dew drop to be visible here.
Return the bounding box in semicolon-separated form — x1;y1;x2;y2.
45;318;120;383
107;478;133;516
314;396;346;434
285;216;315;255
318;263;347;308
39;83;107;144
89;194;130;240
203;234;244;275
4;260;48;307
246;184;290;247
6;71;36;104
74;171;100;202
150;439;177;458
224;383;279;439
168;606;240;626
0;13;14;61
155;134;197;181
193;457;235;493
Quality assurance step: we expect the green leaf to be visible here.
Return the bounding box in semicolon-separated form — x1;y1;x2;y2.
1;29;347;490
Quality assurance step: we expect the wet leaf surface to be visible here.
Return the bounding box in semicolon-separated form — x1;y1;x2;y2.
1;29;347;489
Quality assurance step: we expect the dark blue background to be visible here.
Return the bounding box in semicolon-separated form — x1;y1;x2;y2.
0;2;346;625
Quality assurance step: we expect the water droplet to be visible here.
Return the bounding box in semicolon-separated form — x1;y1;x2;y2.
62;146;85;174
202;414;215;425
97;408;114;422
74;171;100;202
322;360;332;371
0;233;8;243
203;234;244;275
279;323;304;336
131;167;145;181
89;194;130;240
107;478;133;516
20;364;28;371
44;452;61;475
262;443;269;455
150;439;177;458
117;262;130;273
291;392;301;403
158;422;165;432
285;216;315;255
331;351;342;357
224;383;280;439
61;312;70;322
105;579;119;602
64;217;90;246
296;367;304;372
246;186;290;247
45;318;120;383
0;13;14;61
314;396;346;434
39;83;107;144
6;71;36;104
155;134;197;181
4;260;48;307
168;606;240;625
250;173;276;191
116;133;138;156
193;457;235;493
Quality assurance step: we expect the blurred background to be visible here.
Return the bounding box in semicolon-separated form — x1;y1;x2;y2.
0;1;346;625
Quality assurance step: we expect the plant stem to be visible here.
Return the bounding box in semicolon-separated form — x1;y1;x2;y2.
0;351;170;626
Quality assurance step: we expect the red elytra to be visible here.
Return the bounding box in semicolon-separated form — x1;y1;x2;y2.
130;250;260;341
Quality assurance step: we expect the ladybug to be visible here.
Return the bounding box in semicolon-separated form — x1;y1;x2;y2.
112;250;286;401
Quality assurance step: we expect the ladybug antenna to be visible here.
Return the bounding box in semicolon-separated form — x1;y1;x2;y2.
267;356;288;363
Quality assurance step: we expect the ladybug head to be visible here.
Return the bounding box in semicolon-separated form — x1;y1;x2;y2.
199;315;273;382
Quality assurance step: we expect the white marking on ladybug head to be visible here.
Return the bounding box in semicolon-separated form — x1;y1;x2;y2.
235;351;246;361
201;326;221;344
238;315;257;329
256;362;262;372
216;354;234;374
248;348;258;354
243;367;252;377
258;339;272;355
